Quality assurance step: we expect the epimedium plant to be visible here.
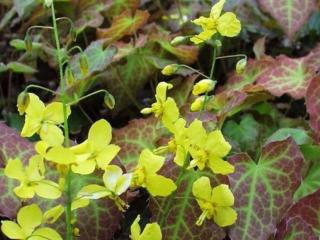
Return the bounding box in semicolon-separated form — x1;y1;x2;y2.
0;0;245;239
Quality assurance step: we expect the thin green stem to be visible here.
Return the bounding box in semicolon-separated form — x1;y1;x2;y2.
67;89;111;106
51;3;73;240
179;65;210;79
25;84;59;95
216;54;247;60
209;47;217;80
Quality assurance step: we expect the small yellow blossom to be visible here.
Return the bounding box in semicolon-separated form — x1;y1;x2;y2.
1;204;63;240
236;58;247;74
76;165;132;211
161;64;179;76
187;119;233;175
190;96;205;112
192;79;216;96
130;215;162;240
4;158;61;199
192;177;237;227
140;82;179;130
131;149;177;197
190;0;241;44
19;93;71;146
70;119;120;175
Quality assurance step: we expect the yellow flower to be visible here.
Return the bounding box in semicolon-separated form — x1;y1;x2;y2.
192;79;216;96
70;119;120;175
161;64;179;76
236;58;247;74
130;215;162;240
1;204;63;240
20;93;71;146
4;158;61;199
131;149;177;197
187;119;233;175
140;82;179;130
156;118;190;167
192;177;237;227
190;96;205;112
17;92;30;115
76;165;132;211
190;0;241;44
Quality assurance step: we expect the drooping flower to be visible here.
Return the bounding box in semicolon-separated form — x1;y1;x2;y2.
192;177;237;227
76;165;132;211
190;96;205;112
130;215;162;240
190;0;241;44
19;93;71;146
1;204;63;240
140;82;179;130
161;64;179;76
4;158;61;199
187;119;233;175
70;119;120;175
192;79;216;96
131;149;177;197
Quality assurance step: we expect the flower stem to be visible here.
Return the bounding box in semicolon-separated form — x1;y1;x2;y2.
209;47;217;80
51;3;73;240
179;64;210;79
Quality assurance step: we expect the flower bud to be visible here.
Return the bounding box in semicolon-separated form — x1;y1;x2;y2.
161;64;179;76
24;35;33;53
213;40;222;48
44;0;53;8
170;36;187;46
17;91;30;115
140;108;152;115
190;96;205;112
79;54;89;77
66;66;75;86
104;92;115;110
236;58;247;74
192;79;216;96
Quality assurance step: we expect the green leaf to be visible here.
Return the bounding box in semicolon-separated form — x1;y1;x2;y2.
229;138;305;240
223;114;260;152
267;128;313;145
7;62;37;74
13;0;38;18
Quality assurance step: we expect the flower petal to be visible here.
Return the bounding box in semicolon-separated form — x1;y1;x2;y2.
162;98;179;131
25;93;45;117
206;130;231;157
130;215;141;239
217;12;241;37
43;102;70;124
43;205;64;224
39;124;64;146
192;176;212;202
155;82;173;103
146;174;177;197
21;115;41;137
31;227;63;240
115;173;132;195
103;165;123;190
139;149;164;173
1;221;26;239
96;144;120;170
88;119;112;151
78;184;110;199
4;158;25;180
139;223;162;240
213;206;237;227
46;146;76;165
71;159;96;175
71;198;90;211
187;119;207;146
14;184;35;199
210;0;225;19
17;204;42;235
211;184;234;206
34;180;62;199
208;157;234;175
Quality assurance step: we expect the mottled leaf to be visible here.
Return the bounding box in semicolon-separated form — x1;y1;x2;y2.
258;0;317;39
306;76;320;143
97;10;150;42
113;117;165;170
257;55;313;99
267;128;313;145
275;216;318;240
228;138;304;240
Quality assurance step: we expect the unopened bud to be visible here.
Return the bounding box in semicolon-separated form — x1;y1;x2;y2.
170;36;187;46
213;40;222;48
192;79;216;96
236;58;247;74
44;0;53;8
161;64;179;76
104;92;115;110
66;66;75;86
70;28;77;42
24;35;33;53
79;54;89;77
17;91;30;115
140;108;152;115
190;96;205;112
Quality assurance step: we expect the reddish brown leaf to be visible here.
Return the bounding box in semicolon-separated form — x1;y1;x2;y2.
97;10;150;42
228;138;305;240
306;76;320;143
258;0;317;39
